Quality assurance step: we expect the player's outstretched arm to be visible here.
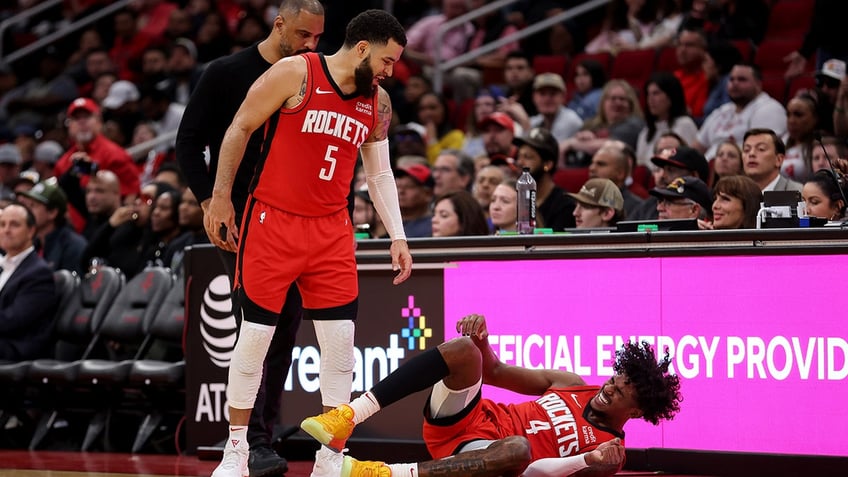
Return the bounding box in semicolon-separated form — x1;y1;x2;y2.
361;86;411;284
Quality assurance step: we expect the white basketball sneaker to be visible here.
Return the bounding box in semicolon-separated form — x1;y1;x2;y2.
211;438;249;477
311;446;345;477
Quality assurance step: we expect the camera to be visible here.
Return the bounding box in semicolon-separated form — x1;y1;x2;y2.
73;158;98;175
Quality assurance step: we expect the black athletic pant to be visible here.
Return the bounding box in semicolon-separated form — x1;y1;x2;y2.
219;249;303;448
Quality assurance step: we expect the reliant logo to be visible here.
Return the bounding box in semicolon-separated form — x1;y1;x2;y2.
400;295;432;350
200;274;237;368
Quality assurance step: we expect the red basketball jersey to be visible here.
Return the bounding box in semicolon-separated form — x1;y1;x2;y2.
251;52;378;216
505;386;624;460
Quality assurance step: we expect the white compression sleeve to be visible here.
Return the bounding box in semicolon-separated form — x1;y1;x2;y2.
361;139;406;241
226;320;276;409
520;454;589;477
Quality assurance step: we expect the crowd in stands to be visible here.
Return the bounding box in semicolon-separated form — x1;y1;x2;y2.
2;1;848;358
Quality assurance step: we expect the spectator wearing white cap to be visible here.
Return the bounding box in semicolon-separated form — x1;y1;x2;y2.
101;80;144;146
814;58;844;105
31;140;64;182
168;38;202;105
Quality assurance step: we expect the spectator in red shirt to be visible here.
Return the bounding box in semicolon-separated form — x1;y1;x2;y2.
674;26;709;120
54;97;140;231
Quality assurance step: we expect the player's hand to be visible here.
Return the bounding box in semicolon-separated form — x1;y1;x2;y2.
585;438;625;467
390;239;412;284
204;195;238;252
456;313;488;341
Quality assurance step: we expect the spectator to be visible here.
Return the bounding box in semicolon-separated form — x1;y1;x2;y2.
136;0;180;38
782;90;825;182
101;80;144;148
472;164;505;222
140;81;186;153
783;0;848;79
702;41;741;120
489;179;517;234
433;149;475;197
402;0;474;95
148;188;183;263
78;170;122;241
352;185;387;239
709;175;762;229
391;123;428;159
462;86;503;159
501;51;537;118
167;38;202;105
0;47;78;131
153;162;186;191
82;181;176;278
480;112;518;170
54;98;140;232
511;73;582;149
802;169;847;221
811;136;846;174
417;92;464;164
31;140;64;182
567;59;606;122
631;145;710;220
694;63;787;160
431;190;489;237
73;48;117;99
16;181;87;274
650;175;713;223
673;26;709;121
195;10;234;64
0;203;58;360
567;177;625;229
465;0;520;71
514;127;575;230
561;80;644;167
636;72;699;167
139;45;170;92
0;144;22;198
708;140;743;187
814;59;844;107
585;0;657;54
589;140;646;217
110;8;155;83
639;0;683;50
395;163;435;238
395;74;432;125
742;128;803;192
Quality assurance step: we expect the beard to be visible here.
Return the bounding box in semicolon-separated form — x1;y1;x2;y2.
354;56;376;98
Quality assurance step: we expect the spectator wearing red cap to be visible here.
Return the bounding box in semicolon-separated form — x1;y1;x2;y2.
479;112;519;176
54;97;140;232
395;163;435;238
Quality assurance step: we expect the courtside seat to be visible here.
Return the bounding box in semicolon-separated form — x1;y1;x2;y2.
26;266;123;450
73;267;172;451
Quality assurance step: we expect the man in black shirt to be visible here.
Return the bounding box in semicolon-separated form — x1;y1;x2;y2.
175;1;324;476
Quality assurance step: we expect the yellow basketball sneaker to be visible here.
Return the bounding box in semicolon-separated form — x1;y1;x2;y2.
341;456;391;477
300;404;355;452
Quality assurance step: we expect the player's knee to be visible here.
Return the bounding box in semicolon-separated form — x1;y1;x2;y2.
440;337;481;370
314;320;355;372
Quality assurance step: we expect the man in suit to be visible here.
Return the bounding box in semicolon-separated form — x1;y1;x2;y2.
0;203;59;360
742;128;803;192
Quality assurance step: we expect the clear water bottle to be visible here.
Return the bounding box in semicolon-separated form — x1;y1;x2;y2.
516;167;536;234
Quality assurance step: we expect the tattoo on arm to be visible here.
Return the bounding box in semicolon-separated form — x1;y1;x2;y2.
284;76;308;109
372;87;393;141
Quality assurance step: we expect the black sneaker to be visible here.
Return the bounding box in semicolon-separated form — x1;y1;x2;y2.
248;445;288;477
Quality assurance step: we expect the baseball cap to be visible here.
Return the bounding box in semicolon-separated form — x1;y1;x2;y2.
533;72;566;92
67;97;100;116
478;112;514;131
649;175;713;211
650;146;709;182
817;59;846;82
102;80;140;109
12;170;39;189
394;163;434;188
33;140;64;164
17;181;68;215
0;144;22;165
393;122;426;141
513;127;559;162
566;178;624;211
173;38;198;61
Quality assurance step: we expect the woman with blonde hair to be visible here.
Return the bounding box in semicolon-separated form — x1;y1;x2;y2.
560;80;644;167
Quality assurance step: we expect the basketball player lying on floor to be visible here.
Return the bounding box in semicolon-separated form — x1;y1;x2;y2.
301;313;683;477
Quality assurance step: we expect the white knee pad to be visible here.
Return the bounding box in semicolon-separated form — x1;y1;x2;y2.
313;320;355;407
429;378;481;419
226;320;276;409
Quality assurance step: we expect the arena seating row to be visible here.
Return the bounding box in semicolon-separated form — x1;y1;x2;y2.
0;266;186;453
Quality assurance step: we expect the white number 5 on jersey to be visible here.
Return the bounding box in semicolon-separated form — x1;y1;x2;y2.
319;145;338;181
